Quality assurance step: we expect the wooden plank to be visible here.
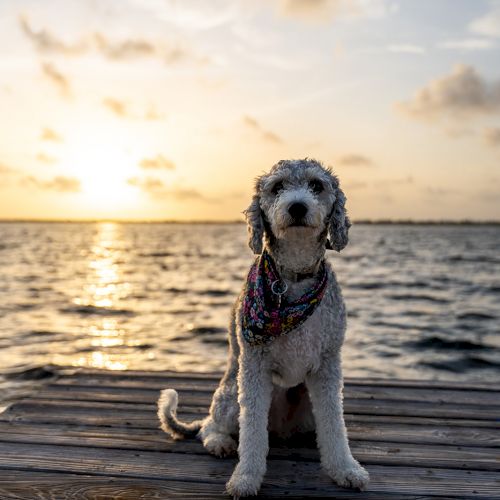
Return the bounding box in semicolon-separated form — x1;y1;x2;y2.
0;442;498;498
60;367;498;392
22;389;500;422
0;421;498;472
47;379;500;407
7;395;497;432
1;401;499;448
0;470;427;500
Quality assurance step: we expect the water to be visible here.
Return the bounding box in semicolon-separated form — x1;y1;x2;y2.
0;222;499;405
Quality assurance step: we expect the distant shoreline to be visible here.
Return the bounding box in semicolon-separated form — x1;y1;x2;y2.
0;219;499;225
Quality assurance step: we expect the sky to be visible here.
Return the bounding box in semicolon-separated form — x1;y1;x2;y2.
0;0;499;221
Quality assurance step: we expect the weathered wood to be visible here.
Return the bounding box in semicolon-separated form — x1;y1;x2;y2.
40;380;500;407
0;421;498;472
16;388;500;422
0;471;435;500
0;369;498;499
0;442;499;498
61;367;499;392
2;399;499;448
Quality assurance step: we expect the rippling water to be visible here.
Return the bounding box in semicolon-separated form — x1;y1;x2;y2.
0;222;499;404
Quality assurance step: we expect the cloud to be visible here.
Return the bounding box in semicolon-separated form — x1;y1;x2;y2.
19;14;86;55
139;155;176;170
94;33;196;64
36;152;58;165
277;0;394;22
144;105;164;121
243;115;283;144
20;15;204;65
22;175;81;192
469;3;500;38
483;127;500;146
40;127;63;142
387;44;425;54
127;176;205;200
0;163;14;174
338;154;374;167
373;176;414;187
437;39;496;51
103;97;128;117
398;64;500;122
278;0;347;20
423;186;460;197
41;62;71;96
94;33;156;60
103;98;165;120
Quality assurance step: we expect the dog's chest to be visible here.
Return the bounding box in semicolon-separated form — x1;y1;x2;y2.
266;305;329;388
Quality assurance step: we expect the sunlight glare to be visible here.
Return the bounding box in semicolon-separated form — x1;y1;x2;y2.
61;137;141;212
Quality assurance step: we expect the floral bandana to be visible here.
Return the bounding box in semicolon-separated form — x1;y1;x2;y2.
242;250;328;346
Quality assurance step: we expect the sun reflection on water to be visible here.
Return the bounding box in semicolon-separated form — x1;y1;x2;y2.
74;222;131;370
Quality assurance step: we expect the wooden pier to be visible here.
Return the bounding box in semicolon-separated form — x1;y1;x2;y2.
0;367;498;499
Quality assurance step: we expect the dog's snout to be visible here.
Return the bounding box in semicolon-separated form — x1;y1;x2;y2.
288;202;308;219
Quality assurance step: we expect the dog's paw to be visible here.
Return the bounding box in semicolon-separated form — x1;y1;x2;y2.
226;472;261;498
203;432;237;458
329;461;369;491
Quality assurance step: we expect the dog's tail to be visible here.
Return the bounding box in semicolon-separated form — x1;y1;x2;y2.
157;389;203;440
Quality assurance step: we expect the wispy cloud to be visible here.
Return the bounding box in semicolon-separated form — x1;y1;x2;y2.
0;163;14;174
94;33;156;60
19;14;86;55
483;126;500;146
139;155;175;170
102;98;165;120
36;152;58;165
437;39;496;51
243;115;283;144
40;127;63;142
144;105;164;121
22;175;81;192
423;185;461;197
41;62;71;96
387;44;425;54
103;97;128;117
129;0;242;30
127;177;205;201
398;64;500;122
20;15;205;65
373;176;414;187
469;3;500;38
338;154;375;167
276;0;393;22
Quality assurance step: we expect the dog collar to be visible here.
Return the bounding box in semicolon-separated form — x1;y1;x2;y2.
279;268;319;283
241;250;328;346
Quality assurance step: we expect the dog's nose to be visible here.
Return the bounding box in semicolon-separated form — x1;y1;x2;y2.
288;202;308;219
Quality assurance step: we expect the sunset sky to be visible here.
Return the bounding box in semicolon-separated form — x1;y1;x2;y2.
0;0;499;221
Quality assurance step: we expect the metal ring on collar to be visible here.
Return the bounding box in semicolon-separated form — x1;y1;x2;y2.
271;279;288;296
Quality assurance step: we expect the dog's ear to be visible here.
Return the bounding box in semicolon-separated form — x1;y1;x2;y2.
327;176;351;252
244;194;264;254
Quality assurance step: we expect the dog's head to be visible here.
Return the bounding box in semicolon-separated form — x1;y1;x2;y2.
244;159;351;254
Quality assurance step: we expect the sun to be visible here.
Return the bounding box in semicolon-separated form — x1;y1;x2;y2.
60;136;141;215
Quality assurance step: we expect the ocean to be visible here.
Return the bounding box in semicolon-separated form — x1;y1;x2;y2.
0;222;499;406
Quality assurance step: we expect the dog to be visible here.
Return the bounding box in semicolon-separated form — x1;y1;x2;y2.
158;158;369;497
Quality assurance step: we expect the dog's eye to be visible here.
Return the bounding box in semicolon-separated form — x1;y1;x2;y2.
309;180;324;194
271;181;284;195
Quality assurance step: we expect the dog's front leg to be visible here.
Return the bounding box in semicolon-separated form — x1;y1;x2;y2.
226;348;272;498
306;352;369;490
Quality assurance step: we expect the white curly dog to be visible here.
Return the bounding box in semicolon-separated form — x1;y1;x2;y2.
158;158;369;497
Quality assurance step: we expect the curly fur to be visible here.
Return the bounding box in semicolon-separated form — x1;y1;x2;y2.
158;158;368;497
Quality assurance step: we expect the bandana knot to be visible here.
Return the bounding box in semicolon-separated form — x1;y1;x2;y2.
242;250;328;346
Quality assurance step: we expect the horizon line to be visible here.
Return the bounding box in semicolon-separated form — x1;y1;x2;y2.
0;218;499;225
